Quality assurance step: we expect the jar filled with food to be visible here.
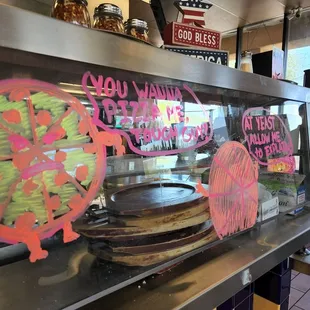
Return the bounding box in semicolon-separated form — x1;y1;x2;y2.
240;51;253;73
125;19;149;42
52;0;91;27
93;3;124;33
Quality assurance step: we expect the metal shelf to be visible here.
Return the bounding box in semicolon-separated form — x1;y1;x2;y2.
0;4;310;103
1;210;310;310
1;4;310;310
79;210;310;310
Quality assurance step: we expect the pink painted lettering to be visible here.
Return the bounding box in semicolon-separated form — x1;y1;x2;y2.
143;128;152;143
116;80;128;99
132;81;183;101
118;100;130;124
152;128;162;140
155;84;166;99
149;83;157;99
102;98;117;123
129;101;141;123
130;128;141;143
90;74;103;97
242;107;295;172
104;77;116;98
244;116;253;131
162;126;178;141
254;116;275;131
182;126;192;143
151;104;161;120
271;131;281;143
82;71;213;156
132;81;148;99
140;101;149;122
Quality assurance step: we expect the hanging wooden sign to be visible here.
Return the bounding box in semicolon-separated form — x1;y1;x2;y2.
165;45;229;66
164;22;221;49
174;0;213;27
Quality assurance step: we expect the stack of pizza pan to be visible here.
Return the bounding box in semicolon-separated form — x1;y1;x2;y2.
74;181;217;266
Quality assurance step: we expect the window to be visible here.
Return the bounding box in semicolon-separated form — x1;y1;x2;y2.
287;10;310;85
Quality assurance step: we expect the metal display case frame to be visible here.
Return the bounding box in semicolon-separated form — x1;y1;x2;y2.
1;4;310;310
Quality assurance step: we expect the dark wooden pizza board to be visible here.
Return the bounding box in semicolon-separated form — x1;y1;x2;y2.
105;181;207;216
89;229;218;266
109;199;208;227
75;210;210;240
103;222;209;248
91;221;214;255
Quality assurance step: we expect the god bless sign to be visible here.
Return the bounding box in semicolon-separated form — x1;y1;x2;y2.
165;46;228;66
164;22;221;50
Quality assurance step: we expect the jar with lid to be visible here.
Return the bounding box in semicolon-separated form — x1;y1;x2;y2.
240;51;253;73
125;19;149;42
52;0;91;28
93;3;124;33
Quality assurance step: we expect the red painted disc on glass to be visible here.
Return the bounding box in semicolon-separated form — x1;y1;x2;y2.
0;79;105;246
208;141;258;239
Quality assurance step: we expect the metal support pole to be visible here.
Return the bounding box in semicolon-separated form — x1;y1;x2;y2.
282;12;290;78
235;27;243;69
150;0;167;41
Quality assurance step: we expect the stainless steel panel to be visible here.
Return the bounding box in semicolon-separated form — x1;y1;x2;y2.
0;4;309;102
208;0;285;24
291;253;310;275
0;0;51;15
77;211;310;310
160;0;179;23
159;0;286;34
33;0;53;5
277;0;310;8
129;0;162;46
1;210;310;310
202;5;245;32
130;0;155;20
148;27;163;46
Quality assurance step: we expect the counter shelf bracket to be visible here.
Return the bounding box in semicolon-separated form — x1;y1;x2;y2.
241;268;252;286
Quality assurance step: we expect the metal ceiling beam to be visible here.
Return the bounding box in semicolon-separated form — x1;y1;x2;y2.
235;27;244;69
282;12;291;78
150;0;167;40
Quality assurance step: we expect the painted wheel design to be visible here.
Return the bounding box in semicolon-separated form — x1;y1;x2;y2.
0;79;105;262
206;141;258;239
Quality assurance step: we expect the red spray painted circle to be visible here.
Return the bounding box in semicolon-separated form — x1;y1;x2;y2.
208;141;258;239
0;79;106;262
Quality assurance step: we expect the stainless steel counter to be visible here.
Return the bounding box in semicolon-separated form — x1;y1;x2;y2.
0;210;309;310
79;210;310;310
1;4;310;103
1;5;310;310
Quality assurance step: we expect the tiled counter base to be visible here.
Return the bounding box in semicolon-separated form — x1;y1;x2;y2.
216;259;291;310
290;269;310;310
216;257;310;310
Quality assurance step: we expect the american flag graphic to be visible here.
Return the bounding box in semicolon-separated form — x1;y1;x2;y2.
174;0;212;26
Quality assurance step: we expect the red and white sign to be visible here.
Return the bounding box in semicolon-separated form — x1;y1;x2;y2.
174;0;213;27
164;22;221;50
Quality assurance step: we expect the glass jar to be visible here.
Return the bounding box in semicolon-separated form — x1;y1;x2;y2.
125;19;149;42
52;0;91;28
93;3;124;33
240;51;253;73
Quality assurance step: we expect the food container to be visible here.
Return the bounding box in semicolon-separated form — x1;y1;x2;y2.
252;48;284;79
52;0;91;28
240;51;253;73
304;69;310;88
125;19;149;42
93;3;124;33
